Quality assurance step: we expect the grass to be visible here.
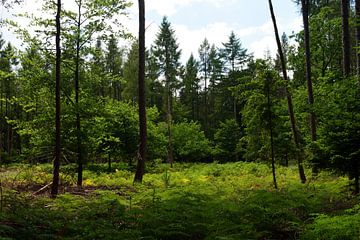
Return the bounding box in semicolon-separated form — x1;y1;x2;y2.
0;161;359;239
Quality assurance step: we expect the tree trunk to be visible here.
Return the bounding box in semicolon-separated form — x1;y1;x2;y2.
75;0;83;188
134;0;147;183
0;127;2;165
356;0;360;76
204;64;208;136
354;160;360;194
51;0;62;198
341;0;351;77
268;0;306;183
167;92;174;168
108;153;111;172
301;0;317;141
267;76;277;190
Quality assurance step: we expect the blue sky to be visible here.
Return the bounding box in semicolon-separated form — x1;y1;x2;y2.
140;0;302;62
0;0;302;62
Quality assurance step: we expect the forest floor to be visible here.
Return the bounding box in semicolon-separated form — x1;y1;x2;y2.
0;161;360;240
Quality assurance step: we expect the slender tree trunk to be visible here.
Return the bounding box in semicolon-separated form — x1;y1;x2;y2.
356;0;360;76
267;76;277;190
108;153;111;172
75;0;83;188
354;160;360;194
341;0;351;77
204;64;208;135
268;0;306;183
134;0;147;183
0;127;2;165
167;91;174;168
51;0;62;198
301;0;317;141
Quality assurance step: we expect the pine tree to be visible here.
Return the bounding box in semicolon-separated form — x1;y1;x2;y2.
152;17;181;167
198;38;211;134
180;54;200;121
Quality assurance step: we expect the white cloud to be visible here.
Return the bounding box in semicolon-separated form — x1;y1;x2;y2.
146;0;234;16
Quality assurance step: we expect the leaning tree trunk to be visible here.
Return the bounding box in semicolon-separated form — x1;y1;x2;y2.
134;0;147;183
268;0;306;183
355;0;360;76
341;0;351;77
51;0;62;198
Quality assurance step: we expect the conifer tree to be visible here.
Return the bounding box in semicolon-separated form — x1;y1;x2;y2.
152;17;181;167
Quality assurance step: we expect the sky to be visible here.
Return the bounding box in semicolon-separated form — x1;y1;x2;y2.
0;0;303;62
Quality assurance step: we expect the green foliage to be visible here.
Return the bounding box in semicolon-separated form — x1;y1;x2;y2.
214;119;241;162
0;162;356;239
159;121;213;162
302;204;360;240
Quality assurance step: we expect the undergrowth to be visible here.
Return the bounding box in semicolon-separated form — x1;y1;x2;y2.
0;162;358;239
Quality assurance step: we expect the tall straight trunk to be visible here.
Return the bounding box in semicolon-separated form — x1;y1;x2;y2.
51;0;62;198
355;161;360;194
301;0;317;142
268;0;306;183
167;90;174;168
0;127;2;164
204;64;208;135
341;0;351;77
356;0;360;76
134;0;147;182
267;76;277;190
75;0;83;188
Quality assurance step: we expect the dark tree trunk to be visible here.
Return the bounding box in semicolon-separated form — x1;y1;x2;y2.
353;160;360;194
267;76;277;190
75;0;83;188
0;127;2;164
108;153;111;172
341;0;351;77
301;0;317;142
167;92;174;168
204;64;208;136
356;0;360;76
51;0;62;198
268;0;306;183
134;0;147;183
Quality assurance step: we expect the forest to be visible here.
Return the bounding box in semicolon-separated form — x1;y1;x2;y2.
0;0;360;239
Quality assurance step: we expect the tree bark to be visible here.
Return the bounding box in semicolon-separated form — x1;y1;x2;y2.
51;0;62;198
267;76;277;190
134;0;147;183
167;91;174;168
356;0;360;76
268;0;306;183
301;0;317;142
75;0;83;188
341;0;351;77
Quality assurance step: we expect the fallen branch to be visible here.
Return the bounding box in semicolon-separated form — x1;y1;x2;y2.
33;182;52;196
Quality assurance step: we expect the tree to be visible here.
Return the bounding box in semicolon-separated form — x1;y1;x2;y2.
341;0;351;77
152;17;181;167
51;0;62;198
268;0;307;183
123;42;139;103
355;0;360;76
61;0;129;187
198;38;211;134
134;0;147;183
180;54;200;121
221;31;250;122
106;35;124;100
301;0;317;143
